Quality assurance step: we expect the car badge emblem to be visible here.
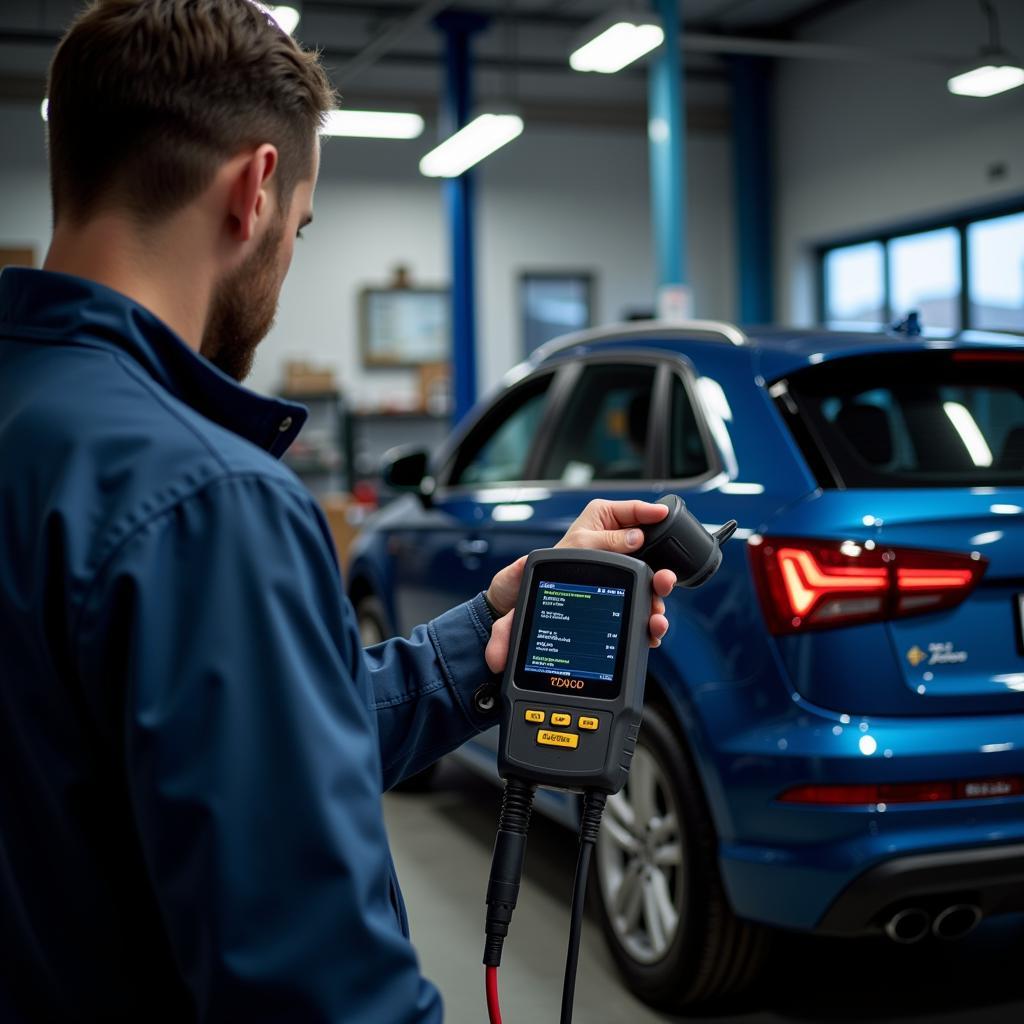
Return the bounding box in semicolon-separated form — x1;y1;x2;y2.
906;645;927;667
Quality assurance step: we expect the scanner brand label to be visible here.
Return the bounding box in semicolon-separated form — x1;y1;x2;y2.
549;675;585;689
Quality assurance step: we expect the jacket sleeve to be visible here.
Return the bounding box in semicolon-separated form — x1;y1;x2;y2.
362;593;499;790
74;473;444;1024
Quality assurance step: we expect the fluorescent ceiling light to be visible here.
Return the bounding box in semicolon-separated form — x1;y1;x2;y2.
419;114;524;178
253;3;301;35
570;13;664;74
947;62;1024;96
40;98;48;122
943;401;993;466
320;110;424;139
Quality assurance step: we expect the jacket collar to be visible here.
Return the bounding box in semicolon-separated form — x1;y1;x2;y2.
0;267;306;457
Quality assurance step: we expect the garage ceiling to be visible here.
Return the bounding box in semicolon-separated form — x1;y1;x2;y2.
0;0;867;124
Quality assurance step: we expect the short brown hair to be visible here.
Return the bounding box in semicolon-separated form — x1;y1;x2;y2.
47;0;334;225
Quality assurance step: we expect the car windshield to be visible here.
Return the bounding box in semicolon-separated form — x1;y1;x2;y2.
782;350;1024;488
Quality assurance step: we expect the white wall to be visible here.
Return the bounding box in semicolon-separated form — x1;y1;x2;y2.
257;122;734;403
0;102;734;406
775;0;1024;324
2;103;53;263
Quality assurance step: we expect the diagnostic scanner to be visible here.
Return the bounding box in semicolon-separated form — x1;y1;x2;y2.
482;495;738;1024
496;548;652;795
494;494;737;797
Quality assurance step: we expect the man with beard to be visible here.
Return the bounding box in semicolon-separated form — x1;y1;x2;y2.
0;1;676;1021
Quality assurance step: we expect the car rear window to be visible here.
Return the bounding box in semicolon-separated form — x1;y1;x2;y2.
779;350;1024;488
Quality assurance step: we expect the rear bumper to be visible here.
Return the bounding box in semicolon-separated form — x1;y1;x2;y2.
816;841;1024;936
708;699;1024;933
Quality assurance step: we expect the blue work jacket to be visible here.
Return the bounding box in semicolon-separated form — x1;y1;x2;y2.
0;267;499;1022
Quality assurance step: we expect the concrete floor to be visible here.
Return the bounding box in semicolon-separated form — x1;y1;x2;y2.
385;759;1024;1024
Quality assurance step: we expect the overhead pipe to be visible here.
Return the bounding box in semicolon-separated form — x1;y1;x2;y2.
335;0;453;85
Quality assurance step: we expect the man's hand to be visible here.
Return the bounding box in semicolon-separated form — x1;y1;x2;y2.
484;500;678;673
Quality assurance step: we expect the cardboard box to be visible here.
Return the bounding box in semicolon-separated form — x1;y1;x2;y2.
320;494;366;570
418;361;451;415
283;360;337;395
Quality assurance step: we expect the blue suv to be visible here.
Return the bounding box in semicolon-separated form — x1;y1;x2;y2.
347;321;1024;1011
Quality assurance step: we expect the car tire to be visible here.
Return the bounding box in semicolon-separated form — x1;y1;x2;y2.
593;701;767;1011
355;594;391;647
355;594;440;793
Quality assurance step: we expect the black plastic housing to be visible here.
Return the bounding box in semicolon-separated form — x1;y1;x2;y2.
496;549;652;795
637;493;737;587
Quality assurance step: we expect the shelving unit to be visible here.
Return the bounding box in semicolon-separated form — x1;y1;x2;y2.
279;390;353;498
349;410;451;481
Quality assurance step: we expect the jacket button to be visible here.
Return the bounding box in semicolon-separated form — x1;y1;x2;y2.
278;416;293;432
473;684;498;715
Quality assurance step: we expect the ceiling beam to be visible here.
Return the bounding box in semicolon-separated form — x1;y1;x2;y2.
334;0;453;86
0;72;729;131
683;31;959;65
770;0;878;36
0;41;726;93
0;21;958;84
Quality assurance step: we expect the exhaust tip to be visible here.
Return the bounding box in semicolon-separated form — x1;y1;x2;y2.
932;904;982;941
884;907;931;944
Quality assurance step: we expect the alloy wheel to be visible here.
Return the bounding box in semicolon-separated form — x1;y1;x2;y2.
596;743;685;964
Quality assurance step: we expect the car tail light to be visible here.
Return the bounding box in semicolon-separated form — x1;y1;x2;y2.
952;350;1024;363
779;776;1022;806
749;537;987;634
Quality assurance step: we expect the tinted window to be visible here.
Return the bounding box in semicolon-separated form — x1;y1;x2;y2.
450;376;551;486
783;352;1024;488
538;364;656;483
670;375;710;479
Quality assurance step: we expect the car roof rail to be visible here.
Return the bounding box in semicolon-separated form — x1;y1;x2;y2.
532;319;747;363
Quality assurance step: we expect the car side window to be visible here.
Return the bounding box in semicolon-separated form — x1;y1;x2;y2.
670;374;711;479
449;375;552;486
538;363;657;484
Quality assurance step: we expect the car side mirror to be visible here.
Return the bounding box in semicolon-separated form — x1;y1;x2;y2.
381;447;433;506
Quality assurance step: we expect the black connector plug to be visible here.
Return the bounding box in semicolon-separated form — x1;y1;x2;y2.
483;777;537;967
637;493;737;588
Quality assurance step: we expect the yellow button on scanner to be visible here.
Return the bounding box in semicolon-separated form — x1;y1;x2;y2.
537;729;579;750
550;713;572;727
578;717;599;731
524;709;545;724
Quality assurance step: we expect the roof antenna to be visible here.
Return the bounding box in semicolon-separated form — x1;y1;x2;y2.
890;311;922;337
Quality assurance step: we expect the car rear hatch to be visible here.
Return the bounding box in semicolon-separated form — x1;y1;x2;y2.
757;347;1024;716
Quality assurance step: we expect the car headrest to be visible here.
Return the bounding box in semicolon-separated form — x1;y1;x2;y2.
835;403;893;466
626;392;650;449
999;426;1024;470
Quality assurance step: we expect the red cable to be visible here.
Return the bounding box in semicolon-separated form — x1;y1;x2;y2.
485;965;502;1024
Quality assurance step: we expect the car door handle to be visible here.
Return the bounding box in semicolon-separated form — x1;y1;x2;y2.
456;539;490;557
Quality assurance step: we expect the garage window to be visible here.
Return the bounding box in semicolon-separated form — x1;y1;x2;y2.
968;212;1024;332
819;204;1024;335
538;364;657;483
888;228;961;332
823;242;885;328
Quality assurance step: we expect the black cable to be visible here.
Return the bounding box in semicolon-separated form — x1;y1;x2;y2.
483;777;536;969
560;790;607;1024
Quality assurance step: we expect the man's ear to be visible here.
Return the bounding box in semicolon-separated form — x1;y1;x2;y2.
227;144;278;243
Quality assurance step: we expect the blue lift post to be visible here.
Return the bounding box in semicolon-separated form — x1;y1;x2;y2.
731;55;775;325
648;0;690;319
435;11;488;426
